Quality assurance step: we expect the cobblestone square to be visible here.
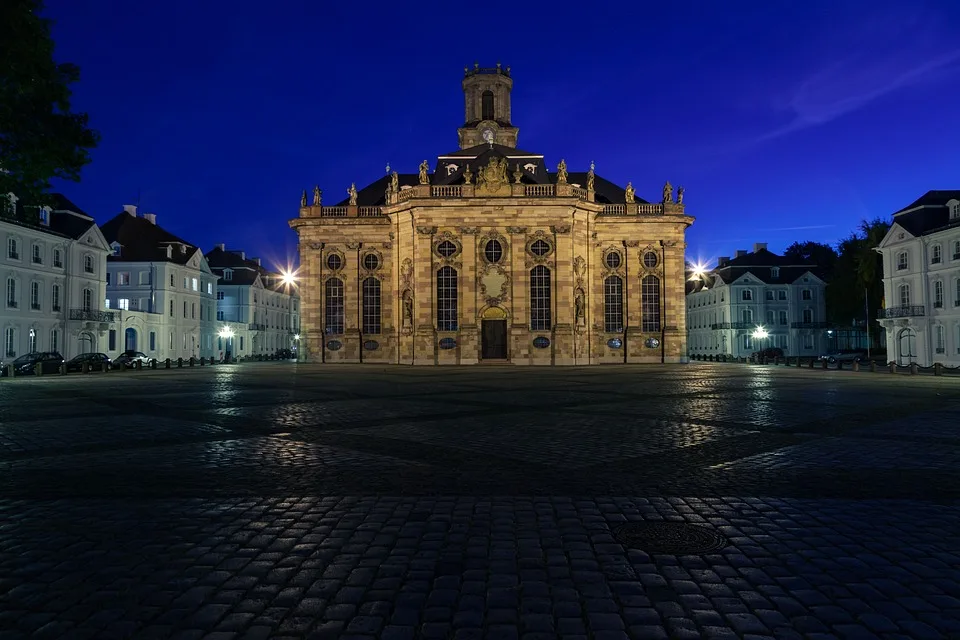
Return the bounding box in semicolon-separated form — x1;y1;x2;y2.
1;362;959;639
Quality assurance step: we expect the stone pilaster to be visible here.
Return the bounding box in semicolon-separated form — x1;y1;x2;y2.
414;226;437;364
459;227;480;364
507;226;529;363
551;224;574;365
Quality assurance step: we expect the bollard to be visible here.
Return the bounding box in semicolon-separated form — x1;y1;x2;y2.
935;362;943;377
60;363;66;375
837;361;843;370
889;361;896;374
177;357;183;368
852;361;859;372
136;360;142;371
165;358;171;369
82;362;89;374
821;359;828;370
869;361;876;373
189;357;195;367
34;362;42;377
796;357;802;368
101;361;109;373
910;363;918;375
199;357;204;367
151;359;157;370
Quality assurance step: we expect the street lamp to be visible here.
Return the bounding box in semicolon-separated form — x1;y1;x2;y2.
752;325;769;363
293;333;300;361
218;326;235;363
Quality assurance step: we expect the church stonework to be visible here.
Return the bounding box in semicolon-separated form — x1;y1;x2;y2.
290;64;694;365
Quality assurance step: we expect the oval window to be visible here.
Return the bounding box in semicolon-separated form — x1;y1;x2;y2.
326;340;343;351
532;336;550;349
363;254;379;270
438;337;457;350
645;337;661;349
437;240;458;257
363;340;379;351
642;252;658;269
484;239;503;263
326;254;343;271
607;338;623;349
605;252;622;269
530;239;551;257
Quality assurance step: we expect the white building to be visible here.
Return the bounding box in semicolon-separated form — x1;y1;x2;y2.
206;245;300;358
686;243;828;358
877;190;960;366
2;193;111;360
99;206;218;362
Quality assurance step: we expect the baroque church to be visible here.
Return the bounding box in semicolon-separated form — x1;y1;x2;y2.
290;64;694;365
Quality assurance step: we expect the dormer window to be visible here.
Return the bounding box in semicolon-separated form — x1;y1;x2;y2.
180;244;187;254
770;267;779;279
223;269;233;282
110;242;121;257
38;207;50;226
951;202;960;220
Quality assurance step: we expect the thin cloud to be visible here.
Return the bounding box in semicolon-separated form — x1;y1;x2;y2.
756;224;836;232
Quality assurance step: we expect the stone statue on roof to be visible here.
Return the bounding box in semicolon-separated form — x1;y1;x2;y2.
662;180;673;204
586;163;595;191
513;164;523;184
300;190;307;207
313;185;322;206
348;183;358;206
391;171;399;193
418;160;430;185
556;159;568;184
624;182;635;204
677;185;684;205
463;164;473;185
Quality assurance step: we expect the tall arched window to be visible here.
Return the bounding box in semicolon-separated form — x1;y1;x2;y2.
899;283;910;307
530;266;551;331
641;275;661;332
325;278;344;334
481;90;494;120
5;278;15;308
362;277;381;334
84;254;94;273
741;308;753;323
603;275;623;333
82;288;92;311
934;280;944;308
436;266;458;331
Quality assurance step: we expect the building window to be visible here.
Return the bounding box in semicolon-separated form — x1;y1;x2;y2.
935;325;945;354
207;282;213;295
935;281;944;308
7;238;19;260
149;332;156;351
803;334;814;349
641;275;661;332
362;277;381;334
217;291;224;300
802;308;813;323
932;244;942;264
481;90;494;120
484;239;503;264
223;269;232;281
604;275;623;332
84;255;94;273
777;290;786;301
6;278;16;308
952;203;960;220
117;298;129;310
437;241;458;258
954;240;960;260
642;252;658;269
183;301;187;318
742;308;753;323
766;310;775;325
741;289;752;301
30;282;40;310
53;249;62;268
437;266;459;331
191;303;196;319
50;329;58;352
217;310;224;321
779;310;787;325
169;299;174;316
896;251;908;270
118;272;130;286
604;252;622;269
529;265;551;331
81;288;91;311
27;329;36;352
801;289;812;300
4;328;14;357
899;283;910;306
530;240;551;257
363;253;380;271
326;254;343;271
324;278;344;334
743;335;753;350
39;208;49;225
32;244;42;264
52;284;60;312
170;273;175;287
770;266;779;279
765;290;774;301
192;278;198;291
956;279;960;307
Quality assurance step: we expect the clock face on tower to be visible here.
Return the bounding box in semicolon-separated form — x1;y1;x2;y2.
482;128;494;144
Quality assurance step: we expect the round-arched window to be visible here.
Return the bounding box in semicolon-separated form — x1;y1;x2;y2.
363;253;379;270
484;239;503;263
437;240;458;257
530;239;551;257
642;251;658;269
605;252;622;269
326;254;343;271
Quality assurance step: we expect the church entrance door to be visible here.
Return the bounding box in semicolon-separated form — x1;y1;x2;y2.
481;320;507;360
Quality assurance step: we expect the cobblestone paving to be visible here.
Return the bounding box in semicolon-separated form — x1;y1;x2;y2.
1;362;959;639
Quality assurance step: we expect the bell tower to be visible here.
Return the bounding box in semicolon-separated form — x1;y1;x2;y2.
458;63;520;149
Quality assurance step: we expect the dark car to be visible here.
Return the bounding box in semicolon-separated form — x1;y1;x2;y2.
114;350;156;368
819;349;867;364
752;347;784;361
276;348;294;359
65;352;112;373
1;352;64;377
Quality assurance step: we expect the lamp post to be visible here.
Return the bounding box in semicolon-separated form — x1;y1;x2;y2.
752;325;769;363
293;333;301;362
218;326;235;363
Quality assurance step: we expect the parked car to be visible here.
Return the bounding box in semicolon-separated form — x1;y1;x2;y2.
65;352;112;373
751;347;784;361
0;351;64;377
276;348;294;359
113;350;156;368
819;349;867;364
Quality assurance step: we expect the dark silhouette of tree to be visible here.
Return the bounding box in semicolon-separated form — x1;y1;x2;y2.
783;241;839;279
0;0;98;210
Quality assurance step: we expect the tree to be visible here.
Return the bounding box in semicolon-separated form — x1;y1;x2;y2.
826;218;890;346
0;0;98;210
783;241;839;279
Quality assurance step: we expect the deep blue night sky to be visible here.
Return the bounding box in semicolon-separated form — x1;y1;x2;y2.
46;0;960;272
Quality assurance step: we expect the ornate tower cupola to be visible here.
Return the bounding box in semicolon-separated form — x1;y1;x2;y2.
458;62;519;149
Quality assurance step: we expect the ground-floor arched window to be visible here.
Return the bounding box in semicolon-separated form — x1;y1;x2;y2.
604;275;623;332
641;275;661;332
437;266;458;331
325;278;344;334
530;266;551;331
362;277;381;334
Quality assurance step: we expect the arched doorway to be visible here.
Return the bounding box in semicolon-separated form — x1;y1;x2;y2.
124;327;137;352
78;331;94;354
480;306;508;360
897;328;917;366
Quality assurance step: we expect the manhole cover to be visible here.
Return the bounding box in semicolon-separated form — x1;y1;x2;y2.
612;522;728;554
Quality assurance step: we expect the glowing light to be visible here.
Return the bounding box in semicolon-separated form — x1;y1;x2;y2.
689;262;708;281
218;326;235;340
279;268;299;287
294;334;301;341
752;325;769;340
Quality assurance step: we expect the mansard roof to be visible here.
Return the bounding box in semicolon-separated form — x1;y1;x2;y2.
1;192;99;241
891;190;960;237
100;211;200;264
688;248;823;292
205;246;294;293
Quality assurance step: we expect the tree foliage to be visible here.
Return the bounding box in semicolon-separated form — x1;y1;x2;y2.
783;241;839;279
826;218;890;337
0;0;98;208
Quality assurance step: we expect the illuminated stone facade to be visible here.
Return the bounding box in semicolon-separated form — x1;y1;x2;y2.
290;64;694;365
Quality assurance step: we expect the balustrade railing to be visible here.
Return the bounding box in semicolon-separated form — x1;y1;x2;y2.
602;204;626;215
524;184;554;197
321;207;347;217
357;206;383;217
571;187;588;200
396;188;417;202
431;186;462;198
878;305;925;319
790;322;831;329
637;203;663;215
70;309;115;322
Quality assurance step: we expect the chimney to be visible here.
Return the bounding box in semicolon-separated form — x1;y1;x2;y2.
216;243;225;251
251;257;261;266
718;256;730;267
142;213;157;224
753;242;767;252
122;204;137;216
735;249;747;258
165;245;172;259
